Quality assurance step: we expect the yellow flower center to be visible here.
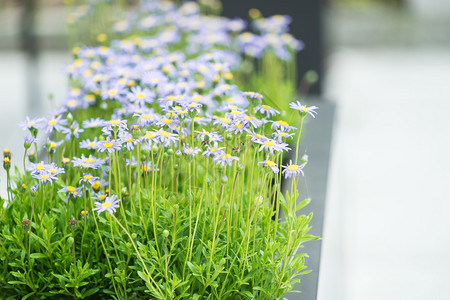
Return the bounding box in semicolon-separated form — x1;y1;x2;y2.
210;148;218;152
27;122;35;126
142;114;152;119
145;133;156;139
230;111;241;115
36;164;45;170
162;118;172;124
98;194;105;200
48;119;57;126
126;138;134;142
136;93;145;99
266;160;276;167
220;118;231;123
278;121;289;126
67;186;76;192
261;105;271;109
93;181;101;189
50;142;56;149
192;95;201;101
40;174;49;179
264;141;275;146
108;90;117;96
234;123;243;129
244;116;253;121
48;168;57;174
194;117;201;122
221;154;231;159
102;202;112;209
110;120;120;125
255;134;263;139
89;142;95;147
161;131;170;138
84;175;92;180
167;95;177;101
287;165;298;171
103;142;113;148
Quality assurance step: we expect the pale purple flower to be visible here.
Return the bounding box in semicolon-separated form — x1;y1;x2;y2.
32;171;58;185
58;185;82;202
182;145;201;156
43;115;68;134
212;153;239;167
282;160;306;179
254;104;279;118
92;194;121;216
79;173;99;186
19;116;42;131
95;137;122;153
256;139;291;155
80;138;98;150
272;130;294;143
258;158;279;174
289;101;318;118
202;146;225;158
243;91;263;100
72;154;104;169
270;120;296;132
82;117;105;128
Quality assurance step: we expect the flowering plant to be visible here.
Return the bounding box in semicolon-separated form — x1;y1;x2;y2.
0;1;319;298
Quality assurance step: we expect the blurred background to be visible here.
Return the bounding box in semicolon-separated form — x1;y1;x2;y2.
1;0;450;299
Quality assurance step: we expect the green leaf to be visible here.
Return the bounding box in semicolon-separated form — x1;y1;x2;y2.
30;253;47;259
7;280;26;285
296;198;311;212
83;287;100;297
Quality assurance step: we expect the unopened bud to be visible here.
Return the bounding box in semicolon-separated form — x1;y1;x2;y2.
3;157;11;170
3;149;11;159
68;218;78;231
22;219;31;231
163;230;169;238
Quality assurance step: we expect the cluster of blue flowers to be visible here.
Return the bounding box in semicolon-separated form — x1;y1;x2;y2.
17;0;318;216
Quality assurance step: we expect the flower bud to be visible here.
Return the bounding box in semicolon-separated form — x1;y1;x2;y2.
28;151;36;163
22;219;31;231
92;181;101;192
131;233;137;239
167;148;174;156
68;218;78;232
3;149;11;159
68;236;74;245
80;210;88;218
66;113;74;124
163;229;169;238
3;157;11;171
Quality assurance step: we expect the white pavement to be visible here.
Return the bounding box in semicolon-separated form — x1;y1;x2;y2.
319;47;450;300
